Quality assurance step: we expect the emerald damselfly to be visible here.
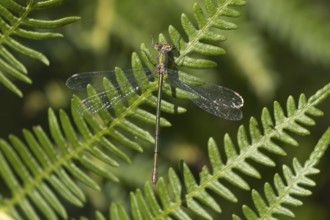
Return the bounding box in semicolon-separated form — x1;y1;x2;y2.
66;43;244;184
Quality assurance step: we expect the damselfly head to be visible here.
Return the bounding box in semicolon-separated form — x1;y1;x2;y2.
154;43;174;52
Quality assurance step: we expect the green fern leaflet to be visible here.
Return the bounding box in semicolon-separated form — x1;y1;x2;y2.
0;0;79;97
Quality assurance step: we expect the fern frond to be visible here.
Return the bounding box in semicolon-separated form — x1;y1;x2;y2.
237;127;330;220
0;60;191;219
248;0;330;67
0;0;79;96
89;82;329;220
0;103;122;219
172;0;245;68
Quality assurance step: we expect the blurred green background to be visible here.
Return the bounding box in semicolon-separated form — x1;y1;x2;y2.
1;0;330;219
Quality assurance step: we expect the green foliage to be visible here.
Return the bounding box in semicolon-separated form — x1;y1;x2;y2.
0;0;79;97
82;83;330;219
0;0;249;219
169;0;245;69
0;73;329;219
0;0;330;220
237;127;330;220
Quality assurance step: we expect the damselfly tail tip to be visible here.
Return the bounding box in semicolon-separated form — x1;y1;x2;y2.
152;173;158;185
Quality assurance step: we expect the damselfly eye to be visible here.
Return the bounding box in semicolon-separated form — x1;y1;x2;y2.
154;43;163;51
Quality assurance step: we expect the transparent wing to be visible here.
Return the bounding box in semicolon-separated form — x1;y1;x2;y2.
66;68;154;115
75;88;141;115
66;68;244;119
66;68;154;91
166;70;244;120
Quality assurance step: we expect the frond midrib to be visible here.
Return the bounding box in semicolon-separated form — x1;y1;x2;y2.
262;163;307;219
2;79;159;212
0;1;32;44
252;126;330;219
175;0;232;65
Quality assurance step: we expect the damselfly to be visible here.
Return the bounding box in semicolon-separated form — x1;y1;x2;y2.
66;43;244;184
